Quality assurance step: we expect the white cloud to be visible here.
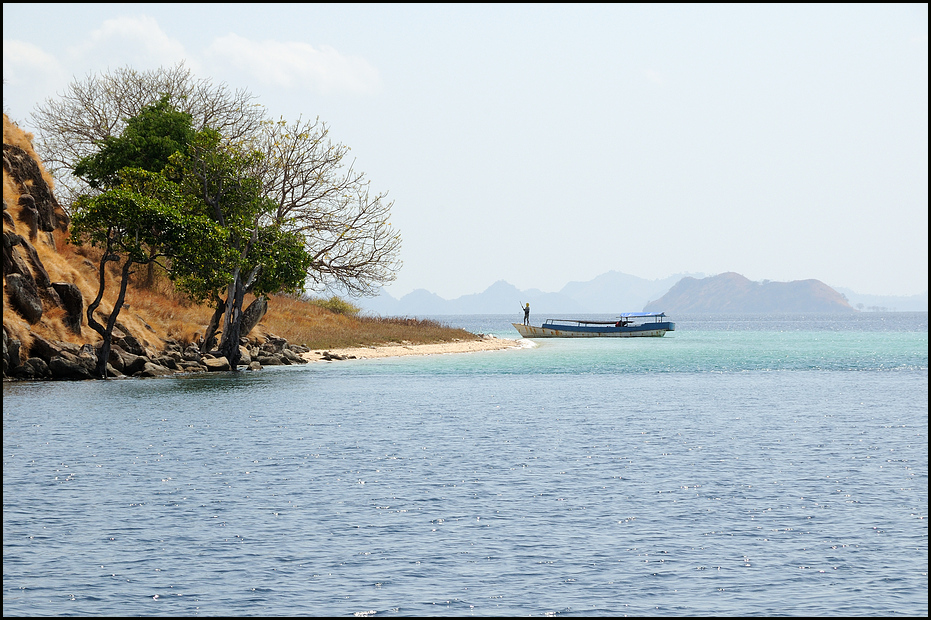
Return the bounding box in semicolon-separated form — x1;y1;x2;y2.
205;33;381;95
68;15;188;69
2;40;67;120
3;39;65;86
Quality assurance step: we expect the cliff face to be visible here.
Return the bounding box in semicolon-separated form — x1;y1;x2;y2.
3;114;178;378
644;272;857;313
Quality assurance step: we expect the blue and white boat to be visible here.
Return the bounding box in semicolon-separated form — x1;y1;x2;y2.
513;312;675;338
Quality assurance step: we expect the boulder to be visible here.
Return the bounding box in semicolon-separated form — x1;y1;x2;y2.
2;231;31;277
135;362;174;378
3;327;22;376
50;282;83;335
5;273;43;324
23;357;50;379
204;356;231;372
182;345;203;363
48;354;94;381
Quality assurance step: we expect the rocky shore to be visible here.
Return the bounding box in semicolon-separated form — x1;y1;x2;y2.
2;328;313;381
2;328;523;381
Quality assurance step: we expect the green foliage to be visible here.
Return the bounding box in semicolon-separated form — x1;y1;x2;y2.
306;295;361;316
166;128;313;300
73;95;195;190
69;168;226;269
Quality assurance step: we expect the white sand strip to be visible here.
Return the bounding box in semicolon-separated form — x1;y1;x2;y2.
302;336;528;362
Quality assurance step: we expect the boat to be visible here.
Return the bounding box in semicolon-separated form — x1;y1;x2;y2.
512;312;675;338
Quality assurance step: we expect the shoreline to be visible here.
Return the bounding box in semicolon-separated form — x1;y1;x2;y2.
301;336;527;362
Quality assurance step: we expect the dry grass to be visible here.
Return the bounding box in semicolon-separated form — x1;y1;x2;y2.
254;294;478;350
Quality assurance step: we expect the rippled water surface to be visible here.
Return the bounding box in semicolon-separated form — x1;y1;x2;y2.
3;313;927;616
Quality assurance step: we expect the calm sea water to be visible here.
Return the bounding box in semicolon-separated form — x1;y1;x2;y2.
3;313;927;616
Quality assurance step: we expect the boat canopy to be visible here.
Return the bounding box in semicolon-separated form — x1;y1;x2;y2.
617;312;666;318
542;312;669;326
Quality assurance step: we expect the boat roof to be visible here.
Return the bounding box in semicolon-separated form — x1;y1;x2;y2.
543;312;668;325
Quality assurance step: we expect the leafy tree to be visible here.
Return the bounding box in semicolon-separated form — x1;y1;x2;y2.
72;95;195;189
167;129;313;367
69;169;227;378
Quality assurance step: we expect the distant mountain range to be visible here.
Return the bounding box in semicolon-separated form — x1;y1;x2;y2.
349;271;927;316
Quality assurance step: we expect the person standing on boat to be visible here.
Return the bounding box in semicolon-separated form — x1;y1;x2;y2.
521;302;531;325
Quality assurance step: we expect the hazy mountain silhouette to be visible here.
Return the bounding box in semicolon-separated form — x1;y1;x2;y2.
352;271;924;316
644;272;856;313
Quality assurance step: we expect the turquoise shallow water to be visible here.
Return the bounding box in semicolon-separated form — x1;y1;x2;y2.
3;313;927;616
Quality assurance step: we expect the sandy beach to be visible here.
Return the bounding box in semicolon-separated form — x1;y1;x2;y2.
301;335;526;362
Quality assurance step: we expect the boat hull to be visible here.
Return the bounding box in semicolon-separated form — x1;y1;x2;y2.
512;322;675;338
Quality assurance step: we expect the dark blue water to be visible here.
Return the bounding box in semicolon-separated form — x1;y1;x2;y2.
3;313;927;616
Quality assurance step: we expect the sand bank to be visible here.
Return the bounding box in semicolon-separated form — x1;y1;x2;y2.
301;336;527;362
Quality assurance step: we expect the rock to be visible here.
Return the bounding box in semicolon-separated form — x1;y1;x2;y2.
238;345;252;366
154;355;180;370
241;297;267;337
248;361;262;371
3;144;69;232
4;273;43;324
48;354;94;380
3;231;31;277
182;345;203;363
113;331;145;356
204;356;231;372
178;361;207;373
282;348;306;364
17;201;39;241
256;354;284;365
23;357;51;379
50;282;83;335
122;354;151;377
135;362;174;378
3;327;22;376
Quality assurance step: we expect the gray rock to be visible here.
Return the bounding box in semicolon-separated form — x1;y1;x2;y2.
48;355;94;380
5;273;43;324
204;357;231;372
51;283;83;335
135;362;174;377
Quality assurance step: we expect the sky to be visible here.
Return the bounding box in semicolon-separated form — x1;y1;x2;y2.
3;3;928;299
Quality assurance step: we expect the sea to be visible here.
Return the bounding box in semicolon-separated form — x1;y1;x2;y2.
3;312;927;616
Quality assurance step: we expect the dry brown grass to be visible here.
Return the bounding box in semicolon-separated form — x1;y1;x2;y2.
254;294;478;350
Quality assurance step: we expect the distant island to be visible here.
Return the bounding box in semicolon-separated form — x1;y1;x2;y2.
353;271;927;315
644;272;855;313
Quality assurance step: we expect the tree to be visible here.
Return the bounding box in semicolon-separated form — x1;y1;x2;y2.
167;128;313;366
69;169;227;378
37;65;401;360
72;94;195;189
71;95;198;287
32;62;264;209
249;116;401;295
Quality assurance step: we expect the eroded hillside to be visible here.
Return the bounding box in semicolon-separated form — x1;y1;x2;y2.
3;113;223;378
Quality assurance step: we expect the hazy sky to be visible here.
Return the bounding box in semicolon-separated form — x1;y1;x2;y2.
4;4;928;298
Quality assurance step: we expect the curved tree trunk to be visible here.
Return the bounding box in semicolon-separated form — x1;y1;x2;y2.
87;254;133;379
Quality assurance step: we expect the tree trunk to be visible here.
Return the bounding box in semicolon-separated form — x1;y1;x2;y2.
87;254;133;379
218;271;245;369
217;265;262;370
200;292;225;354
